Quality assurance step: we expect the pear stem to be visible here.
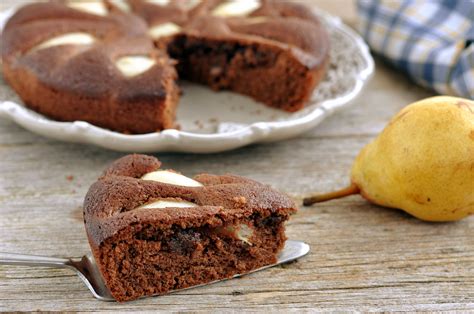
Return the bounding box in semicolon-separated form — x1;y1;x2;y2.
303;183;360;206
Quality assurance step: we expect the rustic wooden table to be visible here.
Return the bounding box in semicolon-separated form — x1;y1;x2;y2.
1;1;473;312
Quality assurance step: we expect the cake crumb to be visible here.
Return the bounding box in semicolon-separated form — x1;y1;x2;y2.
233;196;247;205
194;120;204;129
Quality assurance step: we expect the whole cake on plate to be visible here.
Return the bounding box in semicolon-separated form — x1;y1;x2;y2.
1;0;330;133
83;154;297;301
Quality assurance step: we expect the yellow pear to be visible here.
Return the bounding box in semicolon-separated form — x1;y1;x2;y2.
304;96;474;222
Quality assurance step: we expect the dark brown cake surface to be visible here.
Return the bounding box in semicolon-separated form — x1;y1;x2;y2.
2;0;330;133
83;154;297;301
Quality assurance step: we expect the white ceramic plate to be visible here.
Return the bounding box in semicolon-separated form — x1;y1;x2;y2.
0;5;374;153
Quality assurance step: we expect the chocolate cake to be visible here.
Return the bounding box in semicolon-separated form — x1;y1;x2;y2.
83;154;297;301
2;0;330;133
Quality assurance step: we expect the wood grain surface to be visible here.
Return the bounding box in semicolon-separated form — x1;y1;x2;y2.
1;1;473;312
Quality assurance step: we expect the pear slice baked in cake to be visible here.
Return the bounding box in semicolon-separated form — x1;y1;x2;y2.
2;0;330;133
83;154;297;301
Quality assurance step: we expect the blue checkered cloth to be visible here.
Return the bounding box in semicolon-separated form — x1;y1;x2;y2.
357;0;474;99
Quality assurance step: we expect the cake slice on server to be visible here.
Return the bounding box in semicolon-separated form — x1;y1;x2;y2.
83;154;297;301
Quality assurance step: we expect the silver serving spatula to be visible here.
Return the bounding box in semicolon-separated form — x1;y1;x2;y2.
0;240;309;302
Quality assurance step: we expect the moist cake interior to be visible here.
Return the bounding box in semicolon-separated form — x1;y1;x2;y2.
100;213;286;300
168;35;322;111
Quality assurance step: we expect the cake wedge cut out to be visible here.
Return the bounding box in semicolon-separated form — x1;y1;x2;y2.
83;154;297;301
2;0;329;133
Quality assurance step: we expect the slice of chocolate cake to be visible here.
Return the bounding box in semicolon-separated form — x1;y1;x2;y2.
83;154;297;301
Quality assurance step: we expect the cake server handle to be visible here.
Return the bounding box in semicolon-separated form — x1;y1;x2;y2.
0;252;72;269
0;252;112;301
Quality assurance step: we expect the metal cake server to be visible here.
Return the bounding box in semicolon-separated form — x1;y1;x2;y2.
0;240;310;302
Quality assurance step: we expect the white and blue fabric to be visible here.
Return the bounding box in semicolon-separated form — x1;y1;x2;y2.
357;0;474;98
